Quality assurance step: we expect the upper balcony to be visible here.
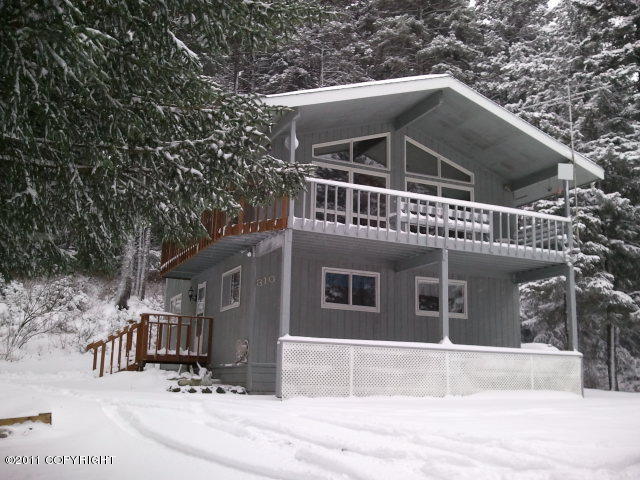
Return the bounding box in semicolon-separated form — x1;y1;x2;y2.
160;178;571;278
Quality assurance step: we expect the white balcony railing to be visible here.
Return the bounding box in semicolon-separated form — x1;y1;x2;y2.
292;178;571;262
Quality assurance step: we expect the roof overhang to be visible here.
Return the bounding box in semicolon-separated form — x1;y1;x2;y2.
263;75;604;206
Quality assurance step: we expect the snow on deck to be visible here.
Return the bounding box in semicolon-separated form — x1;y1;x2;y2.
0;354;639;480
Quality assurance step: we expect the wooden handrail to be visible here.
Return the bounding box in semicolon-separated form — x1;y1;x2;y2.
160;199;289;275
86;313;215;377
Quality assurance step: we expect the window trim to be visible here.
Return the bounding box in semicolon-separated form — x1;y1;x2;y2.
321;267;380;313
169;293;182;315
405;177;475;201
414;276;468;319
220;266;242;312
196;281;207;316
312;133;391;171
313;161;390;187
404;136;475;185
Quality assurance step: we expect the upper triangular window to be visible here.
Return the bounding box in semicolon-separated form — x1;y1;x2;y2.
405;137;473;184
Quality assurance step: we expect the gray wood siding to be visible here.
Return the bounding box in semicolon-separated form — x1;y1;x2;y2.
192;251;253;368
251;248;282;365
164;278;195;315
289;245;520;348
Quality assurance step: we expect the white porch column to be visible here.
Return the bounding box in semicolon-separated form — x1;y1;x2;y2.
566;263;579;351
439;248;449;341
276;228;293;398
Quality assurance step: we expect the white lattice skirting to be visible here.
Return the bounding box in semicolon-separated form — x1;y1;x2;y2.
279;337;583;398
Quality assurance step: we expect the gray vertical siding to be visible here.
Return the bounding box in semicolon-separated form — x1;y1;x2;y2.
289;244;521;348
164;278;195;315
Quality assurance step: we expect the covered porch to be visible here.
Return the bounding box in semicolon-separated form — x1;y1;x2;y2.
276;229;580;398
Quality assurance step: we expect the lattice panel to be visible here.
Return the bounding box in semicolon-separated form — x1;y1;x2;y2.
353;347;447;397
280;340;583;399
281;342;351;398
449;351;532;395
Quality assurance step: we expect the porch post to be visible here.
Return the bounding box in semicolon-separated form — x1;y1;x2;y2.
439;248;450;341
276;228;293;397
566;263;579;351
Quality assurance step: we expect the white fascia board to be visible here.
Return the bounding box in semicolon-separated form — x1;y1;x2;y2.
264;75;604;180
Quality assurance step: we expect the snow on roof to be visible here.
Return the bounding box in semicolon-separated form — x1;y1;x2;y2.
264;75;604;181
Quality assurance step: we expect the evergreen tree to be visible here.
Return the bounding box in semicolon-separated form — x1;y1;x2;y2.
0;0;322;278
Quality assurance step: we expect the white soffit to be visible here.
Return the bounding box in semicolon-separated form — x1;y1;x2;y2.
264;75;604;181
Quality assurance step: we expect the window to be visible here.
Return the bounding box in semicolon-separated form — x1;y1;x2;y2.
220;266;241;311
196;282;206;316
313;134;389;169
405;137;473;183
406;179;474;201
322;268;379;312
169;294;182;314
415;277;467;318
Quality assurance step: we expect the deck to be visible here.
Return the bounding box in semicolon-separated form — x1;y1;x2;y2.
86;313;214;377
160;178;571;277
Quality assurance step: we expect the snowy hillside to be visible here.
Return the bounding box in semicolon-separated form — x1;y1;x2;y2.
0;355;639;480
0;275;164;361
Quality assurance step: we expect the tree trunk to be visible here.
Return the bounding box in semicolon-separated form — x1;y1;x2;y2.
607;322;618;391
138;226;151;300
115;233;137;310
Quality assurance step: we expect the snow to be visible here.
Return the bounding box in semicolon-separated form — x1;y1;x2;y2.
1;354;640;479
282;335;581;357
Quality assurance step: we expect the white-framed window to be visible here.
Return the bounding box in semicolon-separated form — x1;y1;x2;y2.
220;266;241;312
196;281;207;316
405;178;475;202
404;136;475;201
321;267;380;313
169;293;182;314
312;133;390;170
312;162;389;224
415;276;468;318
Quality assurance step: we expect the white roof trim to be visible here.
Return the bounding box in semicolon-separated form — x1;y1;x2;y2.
264;75;604;180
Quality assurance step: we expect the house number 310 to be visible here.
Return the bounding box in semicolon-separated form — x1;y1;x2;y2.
256;275;276;286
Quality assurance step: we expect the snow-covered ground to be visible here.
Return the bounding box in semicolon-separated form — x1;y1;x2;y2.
1;353;639;480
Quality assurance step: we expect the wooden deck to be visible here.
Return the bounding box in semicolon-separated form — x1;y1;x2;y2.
85;313;214;377
160;199;289;276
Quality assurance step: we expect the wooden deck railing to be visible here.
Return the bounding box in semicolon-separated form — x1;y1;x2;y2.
160;199;289;275
85;313;214;377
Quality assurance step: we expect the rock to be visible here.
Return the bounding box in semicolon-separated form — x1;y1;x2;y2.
177;378;191;386
201;387;212;394
168;386;181;393
187;387;197;393
215;386;226;394
0;428;11;438
189;378;201;386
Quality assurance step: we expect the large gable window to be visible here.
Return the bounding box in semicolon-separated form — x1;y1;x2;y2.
415;277;467;318
405;137;474;194
313;134;389;169
322;267;379;312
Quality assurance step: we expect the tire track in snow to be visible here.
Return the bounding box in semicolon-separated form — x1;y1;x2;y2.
198;405;455;480
116;404;334;480
300;414;591;476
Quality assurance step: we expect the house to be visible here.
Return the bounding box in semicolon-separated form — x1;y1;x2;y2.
160;75;604;398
